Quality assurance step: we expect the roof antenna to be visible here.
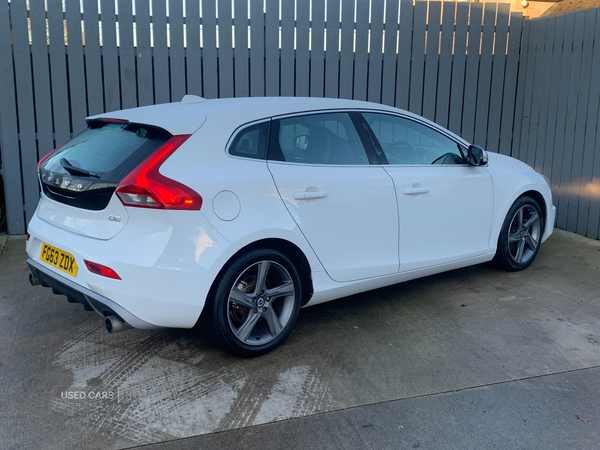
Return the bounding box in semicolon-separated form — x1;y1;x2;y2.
181;95;207;104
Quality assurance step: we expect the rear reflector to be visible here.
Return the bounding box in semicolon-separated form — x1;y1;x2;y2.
84;260;122;280
115;134;202;210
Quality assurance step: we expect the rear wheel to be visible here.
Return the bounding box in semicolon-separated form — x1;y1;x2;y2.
494;196;543;271
202;248;302;357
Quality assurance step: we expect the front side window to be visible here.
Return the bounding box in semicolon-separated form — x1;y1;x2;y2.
269;112;369;165
362;113;466;165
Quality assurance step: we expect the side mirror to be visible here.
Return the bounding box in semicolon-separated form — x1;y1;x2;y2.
467;145;488;166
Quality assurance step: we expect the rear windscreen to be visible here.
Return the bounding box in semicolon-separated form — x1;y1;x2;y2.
39;121;171;211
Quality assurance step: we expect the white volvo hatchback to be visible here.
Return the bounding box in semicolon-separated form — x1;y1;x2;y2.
26;96;555;356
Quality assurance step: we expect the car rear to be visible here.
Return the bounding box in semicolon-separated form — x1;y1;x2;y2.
26;114;230;330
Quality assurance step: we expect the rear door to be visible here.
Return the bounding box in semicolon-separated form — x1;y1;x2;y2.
267;112;399;282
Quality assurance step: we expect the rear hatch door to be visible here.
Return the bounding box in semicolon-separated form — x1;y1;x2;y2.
38;120;172;240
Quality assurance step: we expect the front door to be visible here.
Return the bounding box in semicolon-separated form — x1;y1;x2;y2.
361;112;494;272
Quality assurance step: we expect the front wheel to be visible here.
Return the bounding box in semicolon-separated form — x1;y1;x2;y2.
201;248;302;357
494;196;543;271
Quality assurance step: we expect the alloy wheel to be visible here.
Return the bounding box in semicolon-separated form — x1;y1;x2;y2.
226;260;296;346
507;205;541;265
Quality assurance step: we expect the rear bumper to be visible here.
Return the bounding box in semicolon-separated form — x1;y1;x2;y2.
26;204;236;328
27;258;162;330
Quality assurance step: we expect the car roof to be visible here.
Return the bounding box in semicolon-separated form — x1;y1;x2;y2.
88;96;417;136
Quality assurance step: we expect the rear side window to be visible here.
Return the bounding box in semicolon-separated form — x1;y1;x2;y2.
39;121;171;210
269;112;369;165
228;121;269;160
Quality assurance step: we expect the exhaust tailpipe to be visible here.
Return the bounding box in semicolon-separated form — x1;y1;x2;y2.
29;273;40;286
105;315;131;334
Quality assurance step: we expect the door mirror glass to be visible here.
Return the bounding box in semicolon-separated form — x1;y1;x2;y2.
467;145;488;166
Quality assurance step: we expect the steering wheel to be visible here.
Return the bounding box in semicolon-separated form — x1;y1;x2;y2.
431;152;463;165
384;141;418;164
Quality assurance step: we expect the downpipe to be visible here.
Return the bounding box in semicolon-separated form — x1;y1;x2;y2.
105;315;131;334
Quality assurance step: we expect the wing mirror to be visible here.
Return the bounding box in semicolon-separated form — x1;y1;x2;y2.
467;145;488;166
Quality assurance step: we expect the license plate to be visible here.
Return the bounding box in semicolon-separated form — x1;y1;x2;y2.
40;243;78;277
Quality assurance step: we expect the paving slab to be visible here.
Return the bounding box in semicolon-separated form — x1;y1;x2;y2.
140;367;600;450
0;229;599;449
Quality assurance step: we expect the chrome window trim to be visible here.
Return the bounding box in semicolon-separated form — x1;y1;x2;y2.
224;108;477;166
358;110;471;166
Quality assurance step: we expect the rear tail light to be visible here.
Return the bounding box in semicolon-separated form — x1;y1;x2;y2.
115;134;202;210
84;260;122;280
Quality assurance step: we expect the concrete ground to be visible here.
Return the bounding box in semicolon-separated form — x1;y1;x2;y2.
0;228;599;450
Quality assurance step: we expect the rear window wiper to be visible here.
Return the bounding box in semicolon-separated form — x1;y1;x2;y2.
60;158;99;178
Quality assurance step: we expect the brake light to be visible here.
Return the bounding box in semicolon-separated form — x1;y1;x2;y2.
116;134;202;210
84;260;122;279
96;118;129;124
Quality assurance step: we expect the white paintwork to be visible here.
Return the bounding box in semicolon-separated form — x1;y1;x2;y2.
484;152;555;245
35;194;130;240
268;162;399;282
212;191;241;221
384;165;494;272
306;252;496;306
27;206;232;328
27;97;555;330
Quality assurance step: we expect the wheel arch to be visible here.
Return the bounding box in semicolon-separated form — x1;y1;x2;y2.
492;187;549;250
200;238;314;328
516;190;547;235
493;190;545;271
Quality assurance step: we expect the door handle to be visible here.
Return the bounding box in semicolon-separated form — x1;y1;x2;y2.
294;191;328;200
403;187;429;195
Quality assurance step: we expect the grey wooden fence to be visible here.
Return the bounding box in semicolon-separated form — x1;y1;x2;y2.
1;0;594;240
514;8;600;240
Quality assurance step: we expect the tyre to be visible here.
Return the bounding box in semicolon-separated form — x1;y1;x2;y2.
201;248;302;357
494;196;543;271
